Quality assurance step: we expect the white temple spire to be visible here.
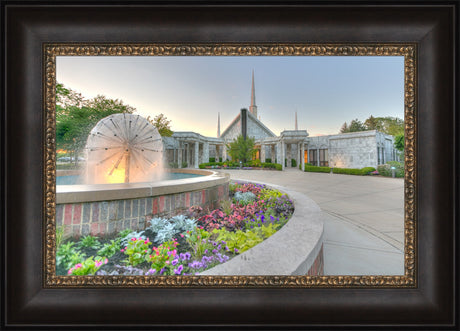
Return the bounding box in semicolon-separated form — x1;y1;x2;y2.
217;112;221;138
249;70;258;118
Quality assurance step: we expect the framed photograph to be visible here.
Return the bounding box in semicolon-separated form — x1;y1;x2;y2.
2;1;457;329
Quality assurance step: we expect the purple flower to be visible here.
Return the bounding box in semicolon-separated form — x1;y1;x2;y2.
234;248;239;253
172;258;179;266
159;268;166;275
146;268;156;275
174;265;183;275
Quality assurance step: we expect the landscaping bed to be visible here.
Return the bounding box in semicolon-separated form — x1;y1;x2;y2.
56;181;294;276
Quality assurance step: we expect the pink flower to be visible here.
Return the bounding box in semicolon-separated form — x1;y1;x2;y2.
180;234;184;238
68;269;73;275
104;258;108;264
120;249;125;252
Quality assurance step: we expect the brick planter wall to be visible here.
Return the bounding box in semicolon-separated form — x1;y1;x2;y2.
56;182;228;238
306;244;324;276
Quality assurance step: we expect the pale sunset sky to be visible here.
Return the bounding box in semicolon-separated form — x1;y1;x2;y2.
56;56;404;137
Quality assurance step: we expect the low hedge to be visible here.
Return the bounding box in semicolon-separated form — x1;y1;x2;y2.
261;162;282;170
199;162;224;169
199;161;283;170
332;167;376;176
305;165;331;173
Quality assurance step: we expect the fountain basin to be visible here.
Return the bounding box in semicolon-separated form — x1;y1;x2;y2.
56;169;230;238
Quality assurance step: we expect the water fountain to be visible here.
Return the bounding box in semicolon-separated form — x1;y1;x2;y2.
56;113;230;238
85;113;164;184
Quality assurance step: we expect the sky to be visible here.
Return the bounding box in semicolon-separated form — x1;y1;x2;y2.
56;56;404;137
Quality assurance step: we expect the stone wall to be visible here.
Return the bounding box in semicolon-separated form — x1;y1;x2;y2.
328;132;377;168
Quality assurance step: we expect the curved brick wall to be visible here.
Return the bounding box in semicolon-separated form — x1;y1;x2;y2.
56;170;229;238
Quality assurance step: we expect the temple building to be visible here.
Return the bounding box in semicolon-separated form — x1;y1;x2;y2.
162;73;399;170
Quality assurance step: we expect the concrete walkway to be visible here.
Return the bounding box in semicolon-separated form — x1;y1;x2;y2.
216;168;404;275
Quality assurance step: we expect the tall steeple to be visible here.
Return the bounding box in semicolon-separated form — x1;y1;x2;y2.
217;112;221;138
295;111;298;130
249;70;258;118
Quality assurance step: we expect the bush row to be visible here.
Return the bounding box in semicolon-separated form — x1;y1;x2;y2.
199;161;282;170
332;167;376;176
304;165;376;175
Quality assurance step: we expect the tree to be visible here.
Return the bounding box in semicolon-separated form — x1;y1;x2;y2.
340;122;348;133
55;83;136;164
147;114;173;137
364;115;381;131
394;133;404;151
340;115;405;136
340;119;366;133
226;135;256;163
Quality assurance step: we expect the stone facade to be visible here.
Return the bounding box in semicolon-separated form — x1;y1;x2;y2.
161;73;400;170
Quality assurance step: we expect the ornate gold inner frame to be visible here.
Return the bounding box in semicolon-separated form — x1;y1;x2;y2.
44;44;416;288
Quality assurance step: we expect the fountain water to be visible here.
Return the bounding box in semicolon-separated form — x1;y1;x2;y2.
56;112;229;238
85;113;164;184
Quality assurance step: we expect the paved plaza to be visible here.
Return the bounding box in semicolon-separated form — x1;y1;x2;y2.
217;168;405;275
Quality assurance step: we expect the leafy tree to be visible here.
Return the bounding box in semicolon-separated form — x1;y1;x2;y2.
55;83;136;164
394;133;404;151
147;114;173;137
340;119;366;133
364;115;382;131
340;115;405;136
226;135;256;163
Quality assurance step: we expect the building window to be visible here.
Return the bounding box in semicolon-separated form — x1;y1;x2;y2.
309;149;317;165
319;149;328;167
382;148;385;164
377;147;380;165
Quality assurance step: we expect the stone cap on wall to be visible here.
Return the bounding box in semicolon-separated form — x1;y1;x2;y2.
56;170;230;204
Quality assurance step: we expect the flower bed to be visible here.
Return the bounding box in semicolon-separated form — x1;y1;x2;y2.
55;181;294;276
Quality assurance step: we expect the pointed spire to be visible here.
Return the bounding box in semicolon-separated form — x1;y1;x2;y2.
217;112;221;138
249;70;258;118
295;111;298;130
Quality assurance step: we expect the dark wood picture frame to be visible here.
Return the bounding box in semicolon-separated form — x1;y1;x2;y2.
2;1;457;329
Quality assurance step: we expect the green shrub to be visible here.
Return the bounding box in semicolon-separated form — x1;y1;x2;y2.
275;163;282;171
168;162;179;168
265;158;272;163
378;162;404;177
261;162;278;169
181;161;188;168
199;162;224;169
249;159;261;167
360;167;376;175
306;163;313;166
209;157;216;162
291;159;297;167
305;165;331;173
332;167;376;176
332;168;361;175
